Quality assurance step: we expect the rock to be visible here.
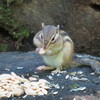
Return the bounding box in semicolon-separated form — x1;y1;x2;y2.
0;51;44;75
0;52;100;100
63;95;99;100
10;0;100;56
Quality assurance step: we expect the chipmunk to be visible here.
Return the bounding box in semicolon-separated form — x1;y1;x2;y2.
33;23;74;73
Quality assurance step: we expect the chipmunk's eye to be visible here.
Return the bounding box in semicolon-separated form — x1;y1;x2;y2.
51;34;59;43
51;35;55;42
39;33;43;40
51;37;55;42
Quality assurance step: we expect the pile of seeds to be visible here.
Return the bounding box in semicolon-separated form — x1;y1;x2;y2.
0;72;50;98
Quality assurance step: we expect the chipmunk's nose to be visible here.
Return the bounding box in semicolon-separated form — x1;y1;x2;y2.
44;40;48;49
43;46;46;49
44;40;48;44
44;45;48;50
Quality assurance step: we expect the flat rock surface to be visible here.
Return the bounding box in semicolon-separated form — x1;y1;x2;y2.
0;51;100;100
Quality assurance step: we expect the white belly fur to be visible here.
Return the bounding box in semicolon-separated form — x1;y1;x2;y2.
42;41;72;68
43;51;63;68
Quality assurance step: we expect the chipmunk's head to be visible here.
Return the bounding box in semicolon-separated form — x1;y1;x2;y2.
33;23;63;55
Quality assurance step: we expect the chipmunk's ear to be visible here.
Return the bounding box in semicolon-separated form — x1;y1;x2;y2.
42;23;45;29
56;25;60;33
57;25;60;30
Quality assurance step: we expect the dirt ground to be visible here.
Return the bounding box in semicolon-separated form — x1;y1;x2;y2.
0;51;100;100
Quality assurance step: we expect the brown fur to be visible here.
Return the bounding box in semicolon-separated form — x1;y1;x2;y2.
34;24;74;72
62;37;74;69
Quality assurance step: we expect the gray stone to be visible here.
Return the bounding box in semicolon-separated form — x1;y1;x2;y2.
11;0;100;55
0;52;100;99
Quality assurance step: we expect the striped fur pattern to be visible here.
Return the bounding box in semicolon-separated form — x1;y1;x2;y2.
34;24;74;70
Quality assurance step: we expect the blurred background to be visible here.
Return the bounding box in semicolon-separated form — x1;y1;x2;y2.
0;0;100;56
